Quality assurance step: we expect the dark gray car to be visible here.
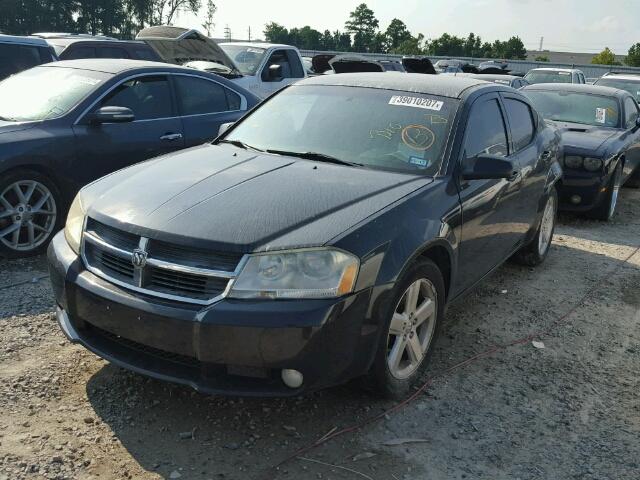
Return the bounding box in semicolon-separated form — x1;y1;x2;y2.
0;59;259;257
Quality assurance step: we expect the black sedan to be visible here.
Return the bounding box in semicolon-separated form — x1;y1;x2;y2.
49;74;562;398
0;59;259;257
523;83;640;220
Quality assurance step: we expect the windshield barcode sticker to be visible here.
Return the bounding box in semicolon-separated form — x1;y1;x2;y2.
595;108;606;124
389;96;444;111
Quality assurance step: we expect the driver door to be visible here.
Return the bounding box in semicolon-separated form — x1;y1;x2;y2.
72;75;185;185
454;94;524;294
259;49;304;97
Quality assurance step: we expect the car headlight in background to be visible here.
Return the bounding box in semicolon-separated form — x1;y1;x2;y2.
64;194;85;255
583;157;603;172
564;155;583;169
229;248;359;299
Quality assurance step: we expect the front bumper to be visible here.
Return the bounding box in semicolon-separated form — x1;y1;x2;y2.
48;232;387;396
557;170;611;212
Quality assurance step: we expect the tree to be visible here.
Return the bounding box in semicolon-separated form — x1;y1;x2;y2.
592;47;620;65
151;0;201;26
264;22;289;44
392;34;425;55
201;0;216;36
334;30;352;51
385;18;412;51
345;3;379;52
491;36;527;59
625;43;640;67
535;55;550;62
427;33;465;56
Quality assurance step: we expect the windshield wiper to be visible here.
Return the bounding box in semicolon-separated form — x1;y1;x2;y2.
217;139;263;152
265;150;364;168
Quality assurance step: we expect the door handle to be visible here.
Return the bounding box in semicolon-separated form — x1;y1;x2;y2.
508;170;521;182
160;133;183;141
541;151;552;160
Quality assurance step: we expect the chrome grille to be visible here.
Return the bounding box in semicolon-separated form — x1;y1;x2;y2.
82;219;245;305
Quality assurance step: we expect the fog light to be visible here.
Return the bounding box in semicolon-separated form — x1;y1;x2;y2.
570;195;581;205
281;369;304;388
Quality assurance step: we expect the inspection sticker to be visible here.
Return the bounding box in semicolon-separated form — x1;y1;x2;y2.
389;95;444;111
595;107;606;124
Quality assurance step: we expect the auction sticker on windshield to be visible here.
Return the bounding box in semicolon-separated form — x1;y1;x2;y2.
389;95;444;111
595;107;606;124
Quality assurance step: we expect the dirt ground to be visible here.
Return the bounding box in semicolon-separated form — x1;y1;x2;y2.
1;189;639;480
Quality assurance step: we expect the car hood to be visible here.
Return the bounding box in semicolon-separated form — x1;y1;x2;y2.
546;121;618;153
136;26;240;75
83;144;431;253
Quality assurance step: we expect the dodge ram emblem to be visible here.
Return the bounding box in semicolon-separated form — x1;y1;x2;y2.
131;249;148;268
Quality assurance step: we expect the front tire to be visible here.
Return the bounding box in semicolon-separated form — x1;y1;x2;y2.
365;258;445;399
513;187;557;267
0;170;62;258
588;162;622;221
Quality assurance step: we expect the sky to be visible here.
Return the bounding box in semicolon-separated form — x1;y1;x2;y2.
175;0;638;54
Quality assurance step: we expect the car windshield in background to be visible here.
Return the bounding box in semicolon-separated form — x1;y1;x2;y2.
0;67;108;122
525;90;620;128
595;78;640;101
219;45;267;75
224;85;458;175
525;71;573;84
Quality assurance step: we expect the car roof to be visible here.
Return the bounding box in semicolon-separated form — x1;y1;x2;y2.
522;82;627;97
45;37;149;48
298;73;500;99
598;74;640;82
0;34;49;47
40;58;184;74
463;74;522;82
528;67;581;73
219;42;292;50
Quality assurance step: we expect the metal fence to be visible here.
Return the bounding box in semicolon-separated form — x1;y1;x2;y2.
299;50;640;80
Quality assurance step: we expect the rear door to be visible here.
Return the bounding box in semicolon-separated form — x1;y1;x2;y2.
72;74;185;184
455;94;523;293
172;74;248;146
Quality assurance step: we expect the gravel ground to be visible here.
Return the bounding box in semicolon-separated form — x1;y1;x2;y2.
1;189;639;480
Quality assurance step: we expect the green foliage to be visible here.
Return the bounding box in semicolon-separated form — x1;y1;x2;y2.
201;0;216;36
385;18;412;51
625;43;640;67
345;3;379;52
535;55;550;62
592;47;621;65
263;22;290;44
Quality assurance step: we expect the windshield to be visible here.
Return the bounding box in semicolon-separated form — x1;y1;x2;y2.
223;85;458;175
219;45;267;75
595;77;640;101
525;90;620;128
525;70;573;84
0;66;107;122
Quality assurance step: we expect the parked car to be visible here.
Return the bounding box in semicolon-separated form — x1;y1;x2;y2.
460;73;529;89
594;73;640;102
523;83;640;220
401;57;436;75
49;74;561;398
136;26;307;99
0;34;57;81
330;54;385;73
379;60;406;72
0;59;259;257
524;67;586;85
42;36;162;62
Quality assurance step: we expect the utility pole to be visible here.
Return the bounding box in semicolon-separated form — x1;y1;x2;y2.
224;25;231;41
539;36;544;51
248;26;251;41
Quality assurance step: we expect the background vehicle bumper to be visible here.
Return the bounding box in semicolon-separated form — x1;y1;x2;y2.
48;232;387;396
557;172;610;212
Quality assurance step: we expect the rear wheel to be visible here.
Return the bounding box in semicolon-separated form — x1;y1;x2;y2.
365;258;445;399
513;187;557;267
588;162;622;221
0;170;62;258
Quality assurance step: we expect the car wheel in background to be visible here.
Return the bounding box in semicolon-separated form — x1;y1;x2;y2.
365;258;445;399
625;165;640;188
513;187;558;267
588;162;623;221
0;170;62;258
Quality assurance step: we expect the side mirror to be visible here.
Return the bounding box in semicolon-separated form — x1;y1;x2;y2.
218;122;234;136
89;106;135;124
462;154;518;180
267;64;282;80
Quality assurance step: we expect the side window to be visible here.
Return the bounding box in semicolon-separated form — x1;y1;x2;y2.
97;47;130;59
286;50;305;78
262;49;293;81
504;98;535;151
624;97;640;128
463;98;509;161
64;46;96;59
174;76;229;115
0;44;42;79
225;88;241;110
38;46;55;63
132;48;158;61
100;76;172;121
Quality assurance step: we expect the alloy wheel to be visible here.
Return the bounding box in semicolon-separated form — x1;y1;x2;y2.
387;278;438;380
0;180;57;252
537;193;556;255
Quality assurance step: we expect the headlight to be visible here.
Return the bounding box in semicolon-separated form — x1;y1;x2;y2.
229;248;359;299
564;155;583;169
64;194;85;255
583;157;603;172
